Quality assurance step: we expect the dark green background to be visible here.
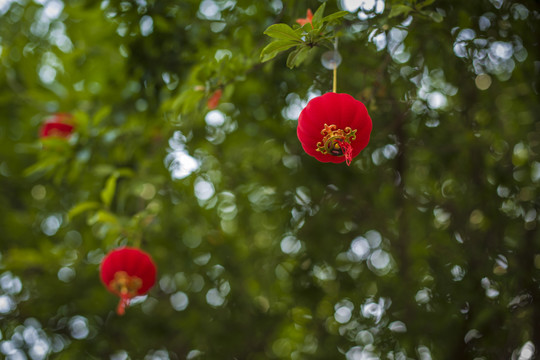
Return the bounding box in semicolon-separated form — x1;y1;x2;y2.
0;0;539;358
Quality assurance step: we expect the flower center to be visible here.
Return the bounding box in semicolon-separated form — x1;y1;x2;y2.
316;124;357;165
108;271;143;298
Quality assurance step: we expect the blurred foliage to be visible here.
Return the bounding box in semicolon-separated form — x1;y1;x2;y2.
0;0;539;359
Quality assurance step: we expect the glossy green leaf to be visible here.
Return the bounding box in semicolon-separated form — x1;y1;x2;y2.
321;11;350;24
286;46;310;69
260;40;300;62
263;23;302;41
389;4;414;17
311;2;326;27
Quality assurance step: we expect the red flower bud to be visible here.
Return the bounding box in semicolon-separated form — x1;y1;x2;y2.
39;113;74;139
297;93;372;165
100;247;157;315
207;89;223;110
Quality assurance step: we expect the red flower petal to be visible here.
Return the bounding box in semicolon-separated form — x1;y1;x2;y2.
297;93;372;165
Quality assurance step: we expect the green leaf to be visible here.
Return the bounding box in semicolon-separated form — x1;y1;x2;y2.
311;2;326;28
260;40;299;62
73;110;90;129
40;137;72;150
428;11;443;22
172;88;205;114
93;105;111;126
100;172;119;208
68;201;101;221
389;4;413;18
23;156;64;177
322;11;350;24
300;22;314;32
23;161;54;178
286;46;310;69
88;209;119;226
416;0;435;10
116;167;136;178
263;24;302;41
99;168;134;208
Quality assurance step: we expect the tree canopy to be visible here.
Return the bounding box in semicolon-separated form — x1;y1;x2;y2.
0;0;539;359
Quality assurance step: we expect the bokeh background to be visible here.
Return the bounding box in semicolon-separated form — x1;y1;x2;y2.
0;0;539;359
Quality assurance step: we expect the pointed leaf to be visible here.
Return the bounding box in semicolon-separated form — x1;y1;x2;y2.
68;201;101;221
286;46;310;69
389;4;413;18
300;22;314;31
260;40;300;62
322;11;349;23
23;161;53;178
99;168;133;208
264;24;302;41
311;2;326;27
428;11;443;22
100;173;119;208
416;0;435;10
88;210;119;226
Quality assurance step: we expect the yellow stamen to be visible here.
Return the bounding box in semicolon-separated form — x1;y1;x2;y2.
316;124;357;157
108;271;143;298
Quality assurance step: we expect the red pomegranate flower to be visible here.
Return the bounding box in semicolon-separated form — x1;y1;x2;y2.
297;92;372;165
100;247;157;315
296;9;313;26
39;113;74;138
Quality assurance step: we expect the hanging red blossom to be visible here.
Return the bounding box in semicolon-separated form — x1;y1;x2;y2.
297;92;372;165
296;9;313;26
39;113;74;139
100;247;157;315
207;89;223;109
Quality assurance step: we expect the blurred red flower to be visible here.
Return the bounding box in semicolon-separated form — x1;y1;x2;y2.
207;89;223;110
297;92;372;165
100;247;157;315
296;9;313;26
39;113;74;138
